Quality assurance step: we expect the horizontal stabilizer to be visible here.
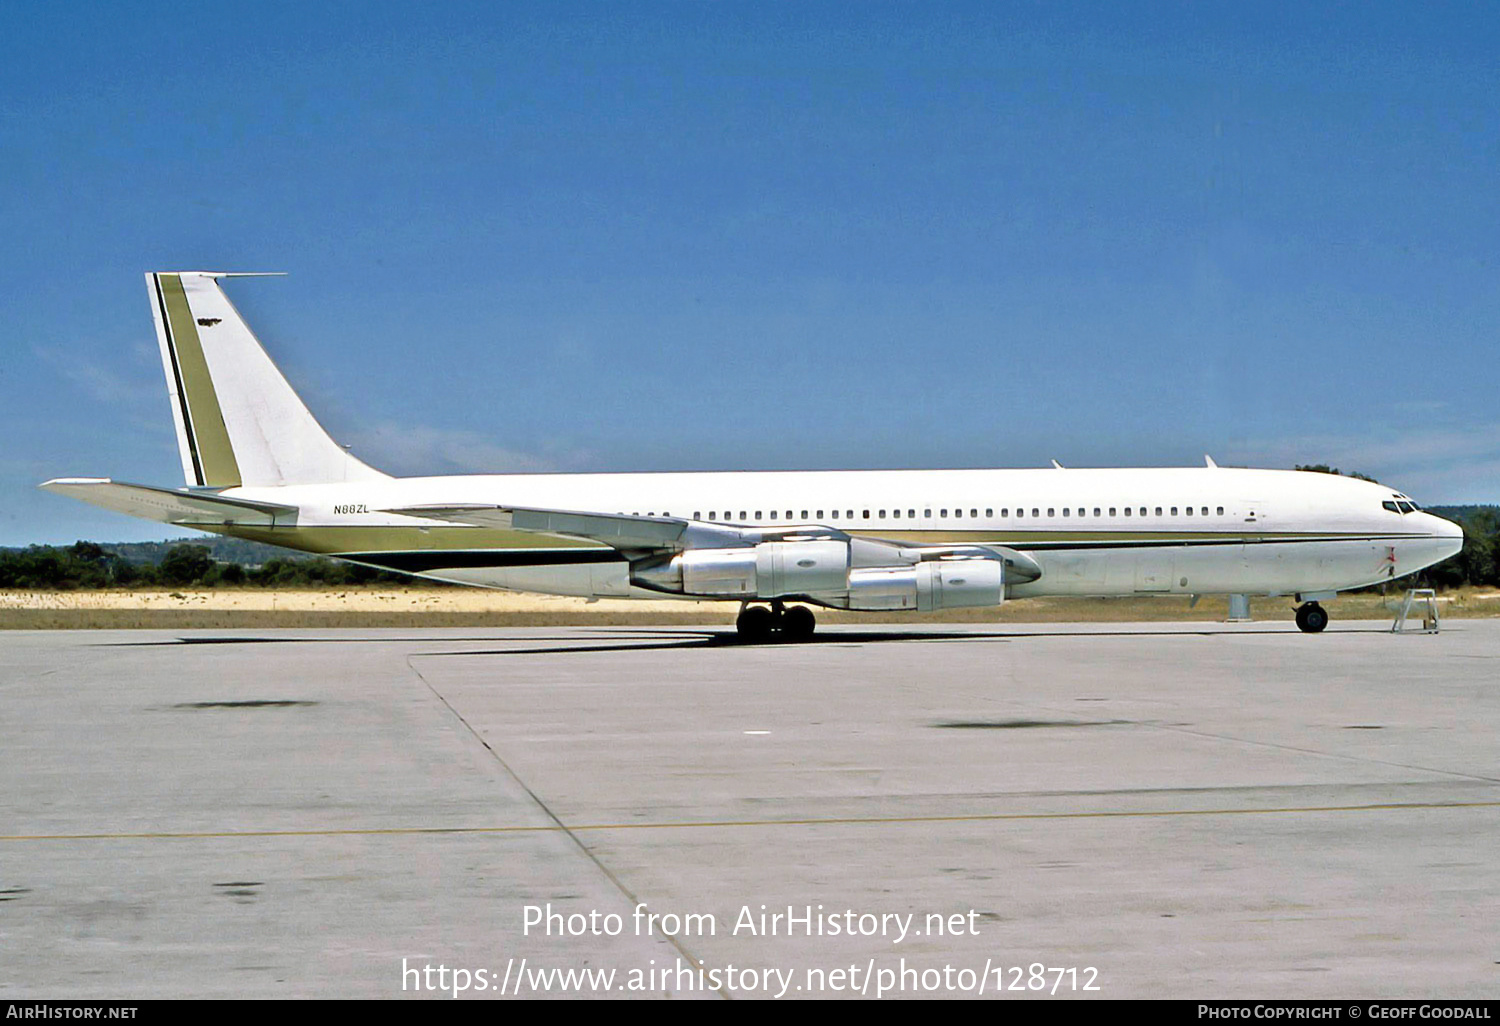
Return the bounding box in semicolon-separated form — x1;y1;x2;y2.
39;478;298;528
385;504;687;549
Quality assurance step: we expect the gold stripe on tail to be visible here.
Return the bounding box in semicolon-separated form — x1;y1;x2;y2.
154;273;241;487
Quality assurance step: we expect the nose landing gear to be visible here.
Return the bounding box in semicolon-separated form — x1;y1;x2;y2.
735;601;817;642
1294;601;1329;633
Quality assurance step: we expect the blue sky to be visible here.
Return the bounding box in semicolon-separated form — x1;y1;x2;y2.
2;1;1496;545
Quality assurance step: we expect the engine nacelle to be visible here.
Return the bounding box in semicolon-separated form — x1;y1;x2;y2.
633;540;851;598
840;559;1004;612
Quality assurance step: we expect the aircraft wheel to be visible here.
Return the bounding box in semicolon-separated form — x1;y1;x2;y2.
736;605;776;643
781;605;816;641
1295;602;1328;633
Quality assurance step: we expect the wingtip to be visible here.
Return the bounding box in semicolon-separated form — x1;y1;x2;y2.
39;476;111;490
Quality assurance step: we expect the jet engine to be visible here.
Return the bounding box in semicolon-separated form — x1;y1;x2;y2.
835;559;1004;611
631;539;851;598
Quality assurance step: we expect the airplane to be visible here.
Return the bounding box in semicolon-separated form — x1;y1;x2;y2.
42;272;1464;640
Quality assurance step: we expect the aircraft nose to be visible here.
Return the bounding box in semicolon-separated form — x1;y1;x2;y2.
1428;512;1465;553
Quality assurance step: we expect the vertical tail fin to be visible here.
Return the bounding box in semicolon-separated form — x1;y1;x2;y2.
147;272;387;487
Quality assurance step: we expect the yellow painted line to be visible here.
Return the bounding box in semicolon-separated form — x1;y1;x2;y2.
4;800;1497;843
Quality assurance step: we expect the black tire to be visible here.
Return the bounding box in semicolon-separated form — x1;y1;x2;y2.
1296;602;1328;633
782;605;816;641
736;605;776;643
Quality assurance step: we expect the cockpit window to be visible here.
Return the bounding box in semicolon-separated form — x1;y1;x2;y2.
1382;501;1400;513
1397;501;1415;513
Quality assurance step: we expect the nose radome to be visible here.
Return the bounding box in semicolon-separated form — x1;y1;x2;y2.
1437;514;1464;540
1424;512;1465;556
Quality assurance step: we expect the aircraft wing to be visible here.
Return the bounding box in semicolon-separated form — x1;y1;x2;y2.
39;478;298;527
383;504;691;550
377;504;1049;577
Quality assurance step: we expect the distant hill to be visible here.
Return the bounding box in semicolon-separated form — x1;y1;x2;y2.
1427;504;1497;519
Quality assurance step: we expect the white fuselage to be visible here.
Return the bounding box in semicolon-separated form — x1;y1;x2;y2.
225;465;1464;602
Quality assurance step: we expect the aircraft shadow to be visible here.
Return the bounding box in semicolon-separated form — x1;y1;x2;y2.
419;625;1387;657
95;624;1390;654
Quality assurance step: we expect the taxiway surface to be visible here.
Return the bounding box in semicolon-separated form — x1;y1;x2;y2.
1;622;1496;998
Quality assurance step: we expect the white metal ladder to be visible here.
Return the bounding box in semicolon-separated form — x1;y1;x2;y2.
1390;588;1440;634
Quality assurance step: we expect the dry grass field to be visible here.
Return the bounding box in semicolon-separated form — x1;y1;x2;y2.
1;585;1494;629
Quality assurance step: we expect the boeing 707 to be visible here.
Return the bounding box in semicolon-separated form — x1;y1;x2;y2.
42;272;1464;639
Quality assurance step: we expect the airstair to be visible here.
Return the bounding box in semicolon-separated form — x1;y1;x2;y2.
1390;588;1440;634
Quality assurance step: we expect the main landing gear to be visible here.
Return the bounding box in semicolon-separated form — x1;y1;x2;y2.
1294;601;1329;634
736;601;817;642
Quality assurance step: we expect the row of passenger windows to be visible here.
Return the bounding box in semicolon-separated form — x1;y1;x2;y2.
620;506;1230;522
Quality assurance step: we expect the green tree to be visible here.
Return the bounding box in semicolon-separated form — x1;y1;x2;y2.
158;544;214;586
1294;464;1378;483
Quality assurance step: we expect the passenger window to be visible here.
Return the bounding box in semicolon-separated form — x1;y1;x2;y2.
1216;506;1224;516
908;509;915;518
1093;507;1101;516
1200;507;1207;516
1109;507;1116;516
1047;508;1055;517
985;508;993;517
1185;506;1193;516
1001;508;1009;517
1124;507;1132;517
1139;507;1146;516
970;508;978;518
801;510;808;519
817;510;824;519
1062;508;1070;517
1155;507;1162;516
768;511;776;520
879;509;886;518
924;508;932;517
893;509;901;519
1032;508;1040;517
831;510;839;519
756;511;763;519
1171;507;1178;516
940;509;948;518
